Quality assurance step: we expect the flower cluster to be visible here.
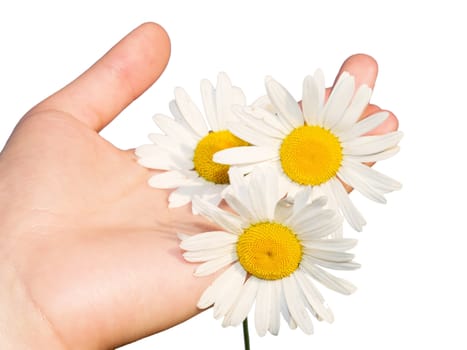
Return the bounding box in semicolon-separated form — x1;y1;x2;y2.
136;71;401;336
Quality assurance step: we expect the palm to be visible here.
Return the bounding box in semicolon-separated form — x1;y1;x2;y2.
3;111;217;348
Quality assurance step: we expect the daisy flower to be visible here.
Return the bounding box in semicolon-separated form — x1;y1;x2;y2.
135;73;249;209
214;71;403;231
179;167;359;336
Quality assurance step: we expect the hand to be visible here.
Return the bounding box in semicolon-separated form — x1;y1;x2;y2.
0;22;397;349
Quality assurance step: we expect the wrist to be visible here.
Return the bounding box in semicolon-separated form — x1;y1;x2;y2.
0;259;67;350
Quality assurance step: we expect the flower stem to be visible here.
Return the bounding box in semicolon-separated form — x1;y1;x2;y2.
242;318;250;350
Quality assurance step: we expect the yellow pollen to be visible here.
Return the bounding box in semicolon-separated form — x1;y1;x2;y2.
193;130;249;184
236;222;302;280
279;125;343;186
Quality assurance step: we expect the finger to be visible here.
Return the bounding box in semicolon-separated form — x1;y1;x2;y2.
32;22;171;132
333;53;378;89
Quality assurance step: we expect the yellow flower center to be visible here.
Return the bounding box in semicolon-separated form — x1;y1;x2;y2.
193;130;249;184
279;125;343;186
236;222;302;280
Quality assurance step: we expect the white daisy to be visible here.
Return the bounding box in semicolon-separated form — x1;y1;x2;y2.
135;73;249;209
179;166;359;336
214;71;403;231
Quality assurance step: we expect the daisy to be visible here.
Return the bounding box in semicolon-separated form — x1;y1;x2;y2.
214;71;403;231
179;166;359;336
135;73;249;209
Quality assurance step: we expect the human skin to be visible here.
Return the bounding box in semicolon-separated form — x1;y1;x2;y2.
0;22;398;349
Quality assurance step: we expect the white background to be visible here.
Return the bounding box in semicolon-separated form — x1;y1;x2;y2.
1;1;466;349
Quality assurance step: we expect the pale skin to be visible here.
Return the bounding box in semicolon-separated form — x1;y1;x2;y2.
0;23;398;349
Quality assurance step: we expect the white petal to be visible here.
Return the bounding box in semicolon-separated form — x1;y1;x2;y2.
326;178;366;231
227;167;255;215
168;99;183;119
295;269;334;323
137;154;179;171
152;113;199;148
232;86;246;106
303;263;357;295
313;69;326;125
246;171;267;222
202;191;224;208
338;111;389;141
248;165;281;221
274;198;294;223
286;193;328;225
280;283;297;330
310;194;328;207
282;276;314;334
169;99;185;121
289;209;337;234
147;133;193;157
262;165;284;218
236;106;286;139
251;95;273;110
302;75;320;125
347;146;400;163
292;186;312;214
167;184;211;208
214;146;278;165
343;131;404;156
335;84;372;132
135;144;159;158
228;121;281;148
168;188;194;208
244;105;292;135
255;280;271;337
184;245;236;262
177;232;191;241
193;197;243;234
284;182;304;200
148;170;195;189
299;215;344;240
224;193;254;222
268;280;281;335
180;231;238;251
167;100;196;137
338;167;387;203
212;263;247;319
198;262;246;309
216;72;237;126
223;277;259;327
265;76;304;129
301;238;358;252
200;79;219;130
334;84;372;133
322;72;355;129
231;163;258;176
148;132;166;146
136;143;193;169
304;249;355;263
194;252;237;276
174;87;209;137
342;159;402;192
304;256;361;271
192;183;226;209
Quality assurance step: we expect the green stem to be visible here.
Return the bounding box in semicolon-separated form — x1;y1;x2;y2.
242;318;250;350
